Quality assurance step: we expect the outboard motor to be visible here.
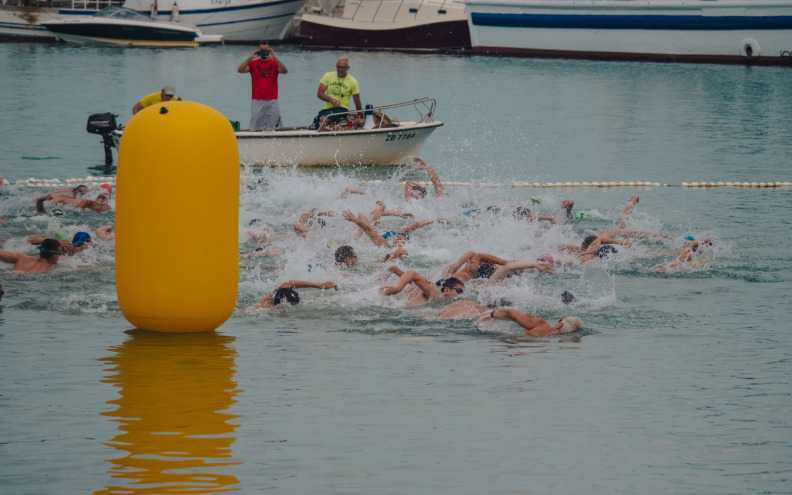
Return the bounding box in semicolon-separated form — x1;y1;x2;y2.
87;113;119;165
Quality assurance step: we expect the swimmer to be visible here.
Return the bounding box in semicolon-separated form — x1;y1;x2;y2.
27;231;92;255
405;157;448;202
512;206;558;224
577;235;631;265
476;310;583;336
334;245;358;266
342;209;437;249
294;209;333;236
0;238;60;274
46;184;90;202
35;193;112;214
655;238;713;272
443;251;510;284
255;280;338;309
374;247;408;264
381;267;465;307
246;218;271;243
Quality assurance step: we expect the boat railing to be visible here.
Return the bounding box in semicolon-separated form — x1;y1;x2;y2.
307;97;437;131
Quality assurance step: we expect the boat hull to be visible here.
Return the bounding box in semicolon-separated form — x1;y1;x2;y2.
298;4;471;50
236;122;444;166
465;0;792;65
0;0;306;43
124;0;308;41
42;19;205;46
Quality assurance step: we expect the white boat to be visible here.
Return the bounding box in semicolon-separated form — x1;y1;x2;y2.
95;98;443;166
1;0;306;42
41;6;222;46
123;0;308;42
464;0;792;65
297;0;470;51
0;1;118;42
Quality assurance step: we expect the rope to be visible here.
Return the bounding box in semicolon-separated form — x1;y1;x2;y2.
9;178;791;188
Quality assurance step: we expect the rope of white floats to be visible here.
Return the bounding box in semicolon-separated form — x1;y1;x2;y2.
9;177;792;188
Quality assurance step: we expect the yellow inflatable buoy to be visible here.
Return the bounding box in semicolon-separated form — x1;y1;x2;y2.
116;101;239;333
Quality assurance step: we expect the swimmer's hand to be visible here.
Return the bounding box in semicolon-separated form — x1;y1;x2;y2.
413;157;427;170
537;262;555;274
319;281;338;291
381;285;401;296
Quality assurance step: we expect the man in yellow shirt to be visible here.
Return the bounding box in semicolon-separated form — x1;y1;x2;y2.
310;58;362;130
132;84;178;115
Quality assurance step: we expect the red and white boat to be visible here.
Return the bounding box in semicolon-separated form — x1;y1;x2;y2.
297;0;470;51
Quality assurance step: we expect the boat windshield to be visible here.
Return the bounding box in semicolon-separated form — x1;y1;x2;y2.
94;6;152;21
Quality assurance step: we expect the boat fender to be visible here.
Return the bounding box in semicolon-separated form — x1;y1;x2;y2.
172;1;180;22
116;101;239;333
740;38;760;58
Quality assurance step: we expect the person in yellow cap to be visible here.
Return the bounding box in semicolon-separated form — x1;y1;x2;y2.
132;85;178;115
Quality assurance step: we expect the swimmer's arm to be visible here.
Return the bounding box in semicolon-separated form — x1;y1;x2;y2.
404;180;426;202
489;261;554;282
474;253;510;266
375;247;408;264
387;265;405;277
619;195;639;229
382;269;429;296
476;308;543;331
382;208;413;219
598;236;632;247
26;236;45;246
415;159;448;197
35;195;52;214
0;250;22;264
536;215;556;224
368;201;386;224
401;219;433;234
278;280;338;291
338;187;367;198
444;251;476;275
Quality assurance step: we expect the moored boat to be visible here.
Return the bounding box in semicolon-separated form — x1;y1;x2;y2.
464;0;792;65
92;98;443;166
1;0;306;43
123;0;308;42
42;6;222;47
297;0;470;51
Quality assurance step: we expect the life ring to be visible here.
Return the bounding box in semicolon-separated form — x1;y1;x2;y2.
740;38;761;59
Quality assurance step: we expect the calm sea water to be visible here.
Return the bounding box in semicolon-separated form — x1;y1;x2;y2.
1;42;791;494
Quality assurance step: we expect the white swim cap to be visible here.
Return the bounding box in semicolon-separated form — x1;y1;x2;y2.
559;316;583;333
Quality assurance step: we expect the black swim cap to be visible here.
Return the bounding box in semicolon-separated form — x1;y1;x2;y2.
596;245;618;258
273;288;300;305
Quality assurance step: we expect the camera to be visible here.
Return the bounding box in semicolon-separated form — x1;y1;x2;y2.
257;49;269;58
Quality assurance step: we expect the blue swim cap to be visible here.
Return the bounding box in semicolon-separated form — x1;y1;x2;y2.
684;235;695;241
382;230;397;240
462;209;479;217
72;232;92;247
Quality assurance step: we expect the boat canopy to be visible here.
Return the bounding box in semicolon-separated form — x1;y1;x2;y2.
93;6;153;20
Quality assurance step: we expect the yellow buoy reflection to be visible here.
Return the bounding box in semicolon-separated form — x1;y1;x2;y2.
95;330;242;494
